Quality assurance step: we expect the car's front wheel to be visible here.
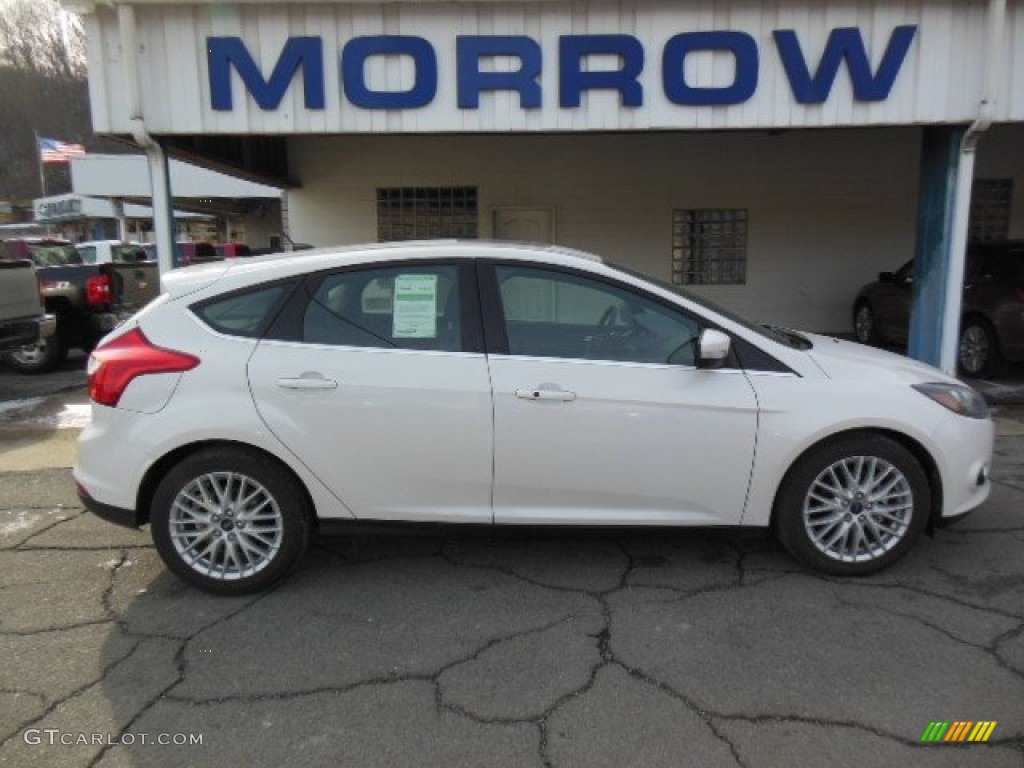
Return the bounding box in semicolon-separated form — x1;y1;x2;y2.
2;335;67;374
853;302;878;345
958;318;1001;378
774;434;930;576
150;447;312;595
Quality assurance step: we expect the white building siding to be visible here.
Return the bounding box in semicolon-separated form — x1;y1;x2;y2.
286;128;923;333
87;0;1024;135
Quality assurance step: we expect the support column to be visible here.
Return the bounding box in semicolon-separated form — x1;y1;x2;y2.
908;126;971;374
111;197;128;241
145;141;177;277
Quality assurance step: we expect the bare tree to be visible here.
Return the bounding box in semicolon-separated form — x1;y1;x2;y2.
0;0;90;201
0;0;85;77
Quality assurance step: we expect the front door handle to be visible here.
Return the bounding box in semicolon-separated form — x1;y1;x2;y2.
277;376;338;390
515;387;576;402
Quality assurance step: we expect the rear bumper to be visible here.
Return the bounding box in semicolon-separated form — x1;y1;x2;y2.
77;482;141;529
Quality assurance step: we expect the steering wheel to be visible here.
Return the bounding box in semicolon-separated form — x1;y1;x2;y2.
598;306;619;327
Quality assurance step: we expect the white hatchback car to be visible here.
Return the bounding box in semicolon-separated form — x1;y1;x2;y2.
75;241;994;594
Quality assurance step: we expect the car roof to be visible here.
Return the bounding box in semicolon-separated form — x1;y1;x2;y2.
160;240;605;300
223;240;603;280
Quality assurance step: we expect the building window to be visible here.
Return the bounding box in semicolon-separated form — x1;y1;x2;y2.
377;187;478;241
672;209;748;286
969;179;1012;242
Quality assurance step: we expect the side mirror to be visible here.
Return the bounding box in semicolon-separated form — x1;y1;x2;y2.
698;329;731;369
878;271;895;283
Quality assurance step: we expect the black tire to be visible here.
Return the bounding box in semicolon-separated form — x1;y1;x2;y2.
1;335;67;374
958;317;1002;378
774;434;930;577
79;336;101;355
853;302;878;345
150;447;312;595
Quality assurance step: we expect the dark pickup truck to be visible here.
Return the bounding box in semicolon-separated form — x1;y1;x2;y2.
0;238;160;373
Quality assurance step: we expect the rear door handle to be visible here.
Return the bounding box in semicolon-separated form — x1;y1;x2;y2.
277;376;338;390
515;387;576;402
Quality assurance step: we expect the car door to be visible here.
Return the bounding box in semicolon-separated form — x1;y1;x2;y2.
248;261;494;523
482;262;759;526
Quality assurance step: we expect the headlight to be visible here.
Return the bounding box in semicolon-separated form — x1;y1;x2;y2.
912;383;989;419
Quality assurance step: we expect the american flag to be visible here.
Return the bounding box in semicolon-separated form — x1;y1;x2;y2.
38;137;86;164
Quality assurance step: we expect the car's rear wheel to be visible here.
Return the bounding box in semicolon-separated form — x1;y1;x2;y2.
150;447;312;595
958;317;1002;378
775;434;930;576
853;302;877;345
2;334;67;374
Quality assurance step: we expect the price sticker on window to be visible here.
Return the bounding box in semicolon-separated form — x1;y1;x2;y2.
392;274;438;338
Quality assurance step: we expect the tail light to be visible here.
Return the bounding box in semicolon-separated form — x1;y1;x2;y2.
86;274;112;306
88;329;199;407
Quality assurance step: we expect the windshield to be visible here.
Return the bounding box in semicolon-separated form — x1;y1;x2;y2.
610;262;813;350
28;242;82;267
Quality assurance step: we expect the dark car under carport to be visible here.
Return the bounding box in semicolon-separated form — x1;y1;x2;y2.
853;241;1024;377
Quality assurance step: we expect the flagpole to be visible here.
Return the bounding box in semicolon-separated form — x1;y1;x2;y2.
35;130;47;198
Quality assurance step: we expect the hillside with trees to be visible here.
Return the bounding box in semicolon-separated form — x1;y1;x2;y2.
0;0;130;203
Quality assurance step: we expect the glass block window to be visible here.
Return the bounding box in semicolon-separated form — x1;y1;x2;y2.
377;187;478;241
672;209;748;285
969;179;1012;242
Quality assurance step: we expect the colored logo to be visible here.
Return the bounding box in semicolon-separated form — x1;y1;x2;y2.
921;721;997;743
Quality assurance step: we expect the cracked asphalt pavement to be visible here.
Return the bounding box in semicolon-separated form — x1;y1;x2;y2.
0;390;1022;767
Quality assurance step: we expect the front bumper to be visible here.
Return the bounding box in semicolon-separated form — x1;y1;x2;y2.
931;410;995;520
77;482;141;529
0;313;56;352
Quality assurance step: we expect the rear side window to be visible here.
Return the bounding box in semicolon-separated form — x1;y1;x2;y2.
193;283;293;338
303;265;462;351
28;243;82;267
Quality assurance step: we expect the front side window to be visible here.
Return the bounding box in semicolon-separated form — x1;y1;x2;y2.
303;265;462;352
495;266;700;365
113;245;149;263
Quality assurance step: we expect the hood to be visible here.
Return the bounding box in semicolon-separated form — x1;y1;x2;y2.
801;333;958;385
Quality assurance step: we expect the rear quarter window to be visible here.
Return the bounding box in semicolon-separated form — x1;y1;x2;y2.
192;283;294;338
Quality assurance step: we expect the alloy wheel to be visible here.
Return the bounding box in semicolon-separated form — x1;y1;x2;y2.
169;471;284;581
959;325;990;375
10;341;47;365
854;306;873;344
802;456;913;563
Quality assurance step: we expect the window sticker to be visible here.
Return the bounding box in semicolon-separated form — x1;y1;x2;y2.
392;274;438;338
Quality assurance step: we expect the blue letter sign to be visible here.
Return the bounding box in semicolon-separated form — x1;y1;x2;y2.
207;26;918;116
559;35;644;108
662;31;759;106
774;25;917;104
342;36;437;109
457;36;542;109
208;37;325;111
